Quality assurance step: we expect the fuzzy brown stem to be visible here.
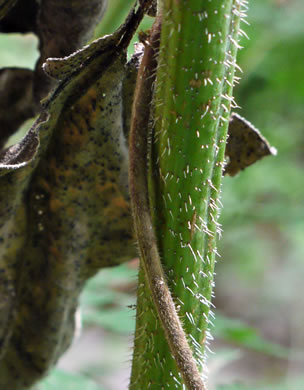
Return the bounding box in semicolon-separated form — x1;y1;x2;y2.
129;15;206;390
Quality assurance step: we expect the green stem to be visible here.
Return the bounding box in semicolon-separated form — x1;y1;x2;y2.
130;1;245;388
129;15;205;390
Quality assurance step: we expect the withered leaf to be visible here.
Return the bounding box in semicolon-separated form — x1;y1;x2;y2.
224;112;277;176
0;54;133;390
0;4;148;388
0;125;40;173
0;1;109;154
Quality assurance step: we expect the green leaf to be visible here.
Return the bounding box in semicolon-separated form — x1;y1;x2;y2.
81;264;137;334
217;384;255;390
37;369;104;390
84;308;135;334
217;376;304;390
214;313;290;359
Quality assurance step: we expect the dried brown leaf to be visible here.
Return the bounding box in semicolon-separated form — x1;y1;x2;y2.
225;112;277;176
0;4;149;386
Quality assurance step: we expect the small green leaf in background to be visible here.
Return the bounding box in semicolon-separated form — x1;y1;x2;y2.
213;313;291;359
37;369;105;390
217;375;304;390
217;382;254;390
81;264;137;334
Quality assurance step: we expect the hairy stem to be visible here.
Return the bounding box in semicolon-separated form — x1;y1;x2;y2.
129;14;205;390
130;1;245;388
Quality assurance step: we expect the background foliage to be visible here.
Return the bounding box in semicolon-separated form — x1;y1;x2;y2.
1;0;303;389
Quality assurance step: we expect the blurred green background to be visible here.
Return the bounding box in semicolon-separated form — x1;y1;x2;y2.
1;0;303;389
